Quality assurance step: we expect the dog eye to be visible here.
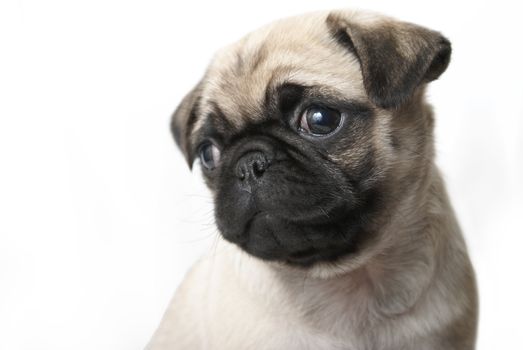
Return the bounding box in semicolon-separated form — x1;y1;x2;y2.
299;106;343;136
199;142;221;170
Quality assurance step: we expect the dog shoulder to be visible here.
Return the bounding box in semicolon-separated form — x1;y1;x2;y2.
145;256;212;349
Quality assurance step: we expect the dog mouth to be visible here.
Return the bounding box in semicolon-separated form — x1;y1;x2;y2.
225;209;359;267
285;248;328;266
242;203;349;234
215;183;383;267
285;246;354;266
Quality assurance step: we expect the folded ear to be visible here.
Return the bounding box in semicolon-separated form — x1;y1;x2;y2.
170;82;202;167
326;12;451;109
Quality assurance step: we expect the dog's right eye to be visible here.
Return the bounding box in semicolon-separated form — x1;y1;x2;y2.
199;142;221;170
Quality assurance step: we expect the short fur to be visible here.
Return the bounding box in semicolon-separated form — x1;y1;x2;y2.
147;9;477;350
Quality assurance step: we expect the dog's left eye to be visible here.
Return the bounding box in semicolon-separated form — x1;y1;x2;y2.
298;106;343;136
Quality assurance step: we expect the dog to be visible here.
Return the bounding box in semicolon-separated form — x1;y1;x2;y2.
146;9;478;350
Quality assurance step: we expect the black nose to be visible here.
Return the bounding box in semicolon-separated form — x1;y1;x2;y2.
236;151;270;181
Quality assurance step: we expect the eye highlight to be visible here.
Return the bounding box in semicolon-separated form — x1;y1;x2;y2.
199;142;221;170
298;106;344;136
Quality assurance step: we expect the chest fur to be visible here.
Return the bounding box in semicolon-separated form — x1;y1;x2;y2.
202;246;454;350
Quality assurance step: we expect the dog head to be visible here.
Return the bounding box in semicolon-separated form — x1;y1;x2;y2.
171;10;450;267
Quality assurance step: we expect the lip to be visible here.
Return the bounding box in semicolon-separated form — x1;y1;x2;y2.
284;241;358;267
227;210;359;266
247;204;349;227
285;249;320;265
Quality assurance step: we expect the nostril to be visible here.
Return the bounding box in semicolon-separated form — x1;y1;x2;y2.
235;151;271;181
253;159;267;177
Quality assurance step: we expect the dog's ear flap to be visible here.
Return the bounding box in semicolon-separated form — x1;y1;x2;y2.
171;82;202;168
326;13;451;109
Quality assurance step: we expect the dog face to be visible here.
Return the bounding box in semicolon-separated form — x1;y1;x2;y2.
171;11;451;267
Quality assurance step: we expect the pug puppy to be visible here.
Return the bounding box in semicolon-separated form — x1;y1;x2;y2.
147;9;478;350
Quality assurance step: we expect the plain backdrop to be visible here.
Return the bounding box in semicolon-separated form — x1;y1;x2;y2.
1;0;522;349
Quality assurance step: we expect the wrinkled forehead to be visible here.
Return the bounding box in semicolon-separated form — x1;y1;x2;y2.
193;12;366;134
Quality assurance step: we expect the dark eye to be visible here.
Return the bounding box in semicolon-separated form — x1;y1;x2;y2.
199;142;221;170
299;106;343;136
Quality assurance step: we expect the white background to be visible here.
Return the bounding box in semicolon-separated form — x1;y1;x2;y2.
0;0;522;349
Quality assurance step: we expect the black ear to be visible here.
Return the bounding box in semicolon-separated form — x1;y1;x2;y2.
170;83;202;167
327;12;451;109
